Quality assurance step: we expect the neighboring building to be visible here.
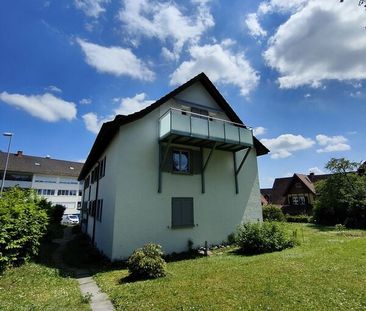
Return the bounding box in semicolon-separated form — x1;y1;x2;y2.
79;73;269;260
0;150;84;216
261;172;331;215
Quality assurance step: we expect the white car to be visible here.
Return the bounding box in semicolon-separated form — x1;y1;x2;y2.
62;214;79;225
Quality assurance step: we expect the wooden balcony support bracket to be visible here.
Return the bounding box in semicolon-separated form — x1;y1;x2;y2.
233;147;251;194
158;137;173;193
200;142;217;193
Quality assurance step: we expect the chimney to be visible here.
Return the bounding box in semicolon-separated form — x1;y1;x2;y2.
16;150;23;157
309;172;315;181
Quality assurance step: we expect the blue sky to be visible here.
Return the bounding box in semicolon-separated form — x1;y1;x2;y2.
0;0;365;188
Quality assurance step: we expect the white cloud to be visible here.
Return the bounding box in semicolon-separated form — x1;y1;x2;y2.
170;42;259;97
308;167;325;175
263;0;366;88
45;85;62;93
304;93;311;98
245;13;267;38
77;38;155;81
79;98;92;105
114;93;154;115
253;126;267;136
0;92;76;122
258;0;309;15
74;0;110;18
260;134;315;159
82;112;111;134
119;0;214;59
316;134;351;153
83;93;154;134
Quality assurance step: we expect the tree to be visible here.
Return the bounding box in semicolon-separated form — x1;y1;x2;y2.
313;158;366;228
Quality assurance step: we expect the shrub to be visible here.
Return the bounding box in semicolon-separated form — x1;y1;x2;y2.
236;222;297;255
262;204;286;222
0;188;48;271
227;232;236;245
285;215;312;223
127;243;166;279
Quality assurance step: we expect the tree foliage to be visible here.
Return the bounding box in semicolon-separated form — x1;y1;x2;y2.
313;158;366;228
0;188;49;271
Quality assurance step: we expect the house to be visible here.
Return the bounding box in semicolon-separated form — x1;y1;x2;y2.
0;150;84;216
79;73;269;260
261;172;331;215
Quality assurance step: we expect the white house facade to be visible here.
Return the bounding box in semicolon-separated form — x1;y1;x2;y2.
0;151;83;216
79;73;269;260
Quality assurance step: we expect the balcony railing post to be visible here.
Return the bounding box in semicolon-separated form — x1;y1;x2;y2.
207;118;210;139
189;114;192;136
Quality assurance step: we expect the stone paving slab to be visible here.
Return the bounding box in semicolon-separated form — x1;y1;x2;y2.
53;227;115;311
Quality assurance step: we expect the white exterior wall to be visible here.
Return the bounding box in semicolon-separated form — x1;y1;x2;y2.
82;136;120;259
87;81;263;260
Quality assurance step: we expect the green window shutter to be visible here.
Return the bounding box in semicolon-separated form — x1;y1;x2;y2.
191;149;202;174
171;197;194;228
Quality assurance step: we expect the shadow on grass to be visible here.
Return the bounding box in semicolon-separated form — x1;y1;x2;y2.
306;223;336;232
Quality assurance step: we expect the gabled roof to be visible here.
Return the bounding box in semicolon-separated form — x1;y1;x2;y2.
260;172;333;205
79;72;269;180
285;174;316;195
0;151;83;178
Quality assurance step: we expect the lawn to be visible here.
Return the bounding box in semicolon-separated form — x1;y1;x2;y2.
0;240;90;311
94;223;366;311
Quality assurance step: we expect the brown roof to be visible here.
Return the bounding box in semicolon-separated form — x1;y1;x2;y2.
0;151;83;178
79;72;269;180
260;173;334;205
293;174;316;194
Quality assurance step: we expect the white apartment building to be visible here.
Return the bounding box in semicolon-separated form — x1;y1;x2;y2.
79;73;269;260
0;150;84;216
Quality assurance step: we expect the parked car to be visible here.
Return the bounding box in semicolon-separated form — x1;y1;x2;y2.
62;214;79;225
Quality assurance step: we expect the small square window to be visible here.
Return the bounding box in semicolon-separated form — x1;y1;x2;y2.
172;150;190;173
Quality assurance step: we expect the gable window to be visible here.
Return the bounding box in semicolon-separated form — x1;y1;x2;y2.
298;196;306;205
172;150;190;173
171;197;194;228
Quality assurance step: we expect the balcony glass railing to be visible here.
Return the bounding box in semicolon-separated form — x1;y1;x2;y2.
159;108;253;147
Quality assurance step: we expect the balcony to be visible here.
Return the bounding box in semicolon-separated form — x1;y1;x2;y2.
159;108;253;151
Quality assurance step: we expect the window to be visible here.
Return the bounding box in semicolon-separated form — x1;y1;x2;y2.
78;190;83;197
298;196;306;205
59;178;78;185
96;199;103;222
292;196;299;205
172;150;190;173
171;197;194;228
99;157;106;179
84;175;90;189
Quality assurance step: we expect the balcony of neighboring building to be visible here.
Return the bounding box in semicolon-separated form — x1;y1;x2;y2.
159;108;253;151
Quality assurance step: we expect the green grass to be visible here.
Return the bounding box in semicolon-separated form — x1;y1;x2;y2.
94;224;366;311
0;263;90;311
0;239;90;311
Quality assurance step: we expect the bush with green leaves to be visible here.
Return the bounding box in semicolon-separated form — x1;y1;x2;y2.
0;188;48;271
262;204;286;222
127;243;166;279
236;222;297;255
